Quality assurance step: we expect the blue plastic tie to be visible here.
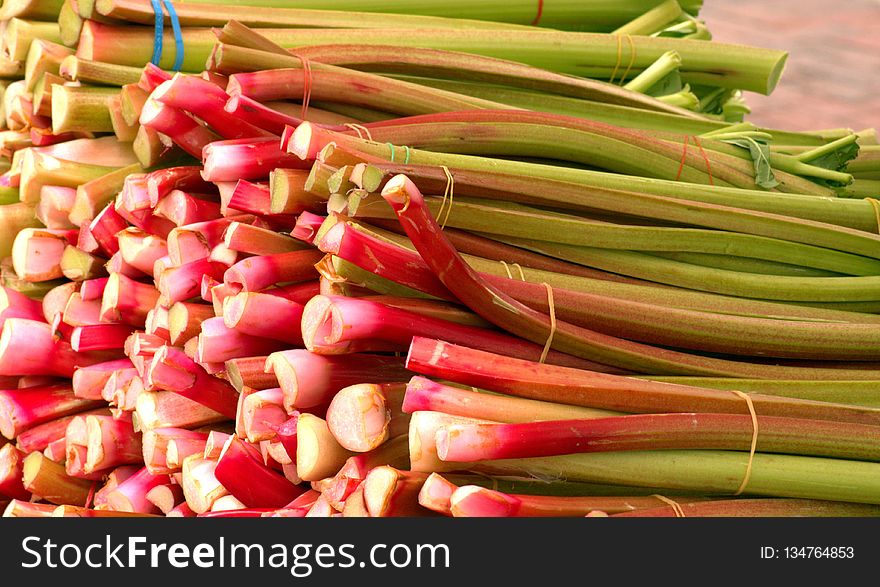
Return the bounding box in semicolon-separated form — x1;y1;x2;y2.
150;0;185;71
163;0;184;72
149;0;163;66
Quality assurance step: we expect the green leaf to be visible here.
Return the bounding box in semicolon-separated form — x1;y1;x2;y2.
802;141;860;172
644;70;683;97
724;137;779;189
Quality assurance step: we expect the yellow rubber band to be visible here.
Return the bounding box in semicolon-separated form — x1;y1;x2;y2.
344;123;373;142
618;34;637;86
731;390;758;496
865;197;880;234
539;282;557;364
437;165;455;229
651;494;686;518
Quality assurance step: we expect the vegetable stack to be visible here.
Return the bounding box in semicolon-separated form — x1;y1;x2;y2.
1;0;880;518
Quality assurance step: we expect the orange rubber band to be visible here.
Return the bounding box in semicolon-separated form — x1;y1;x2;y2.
297;55;313;120
693;135;715;186
531;0;544;26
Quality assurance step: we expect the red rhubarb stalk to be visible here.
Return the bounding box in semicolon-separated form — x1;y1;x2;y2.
146;346;239;419
196;317;288;364
0;444;30;500
215;436;305;508
0;384;102;438
327;383;408;452
202;136;309;182
139;99;219;159
265;350;411;411
223;249;323;293
152;74;273;140
301;294;612;370
406;338;880;426
435;413;880;462
222;292;304;345
449;486;693;517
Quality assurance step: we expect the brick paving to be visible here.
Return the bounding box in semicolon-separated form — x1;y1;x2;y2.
699;0;880;133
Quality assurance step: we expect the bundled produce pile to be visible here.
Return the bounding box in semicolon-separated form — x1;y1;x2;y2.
2;0;880;518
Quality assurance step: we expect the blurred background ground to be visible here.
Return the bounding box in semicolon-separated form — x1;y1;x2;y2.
700;0;880;133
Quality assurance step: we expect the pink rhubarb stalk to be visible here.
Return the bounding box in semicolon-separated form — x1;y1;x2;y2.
265;350;410;411
201;137;309;182
146;345;239;419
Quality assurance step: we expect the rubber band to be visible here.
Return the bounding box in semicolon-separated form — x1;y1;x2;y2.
609;34;624;85
730;389;758;496
344;123;374;142
531;0;544;26
618;35;637;86
437;165;455;229
162;0;184;72
675;135;690;181
500;260;514;279
149;0;163;67
651;494;686;518
539;282;557;364
149;0;184;71
866;197;880;234
297;55;313;119
403;145;412;165
693;135;715;186
511;262;526;281
386;142;396;162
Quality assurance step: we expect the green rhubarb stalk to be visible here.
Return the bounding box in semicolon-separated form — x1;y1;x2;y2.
315;138;880;245
18;150;118;204
352;219;880;321
346;194;880;276
321;119;749;188
58;56;143;86
3;19;62;62
226;66;515;117
70;162;145;226
51;85;116;134
0;0;65;22
468;450;880;505
212;39;706;118
94;0;533;30
613;0;684;35
0;203;41;259
382;176;880;378
259;27;787;94
497;236;880;303
649;252;840;277
76;21;211;72
612;498;880;517
57;0;83;47
95;0;703;30
655;84;699;109
623;50;681;93
643;378;880;408
841;179;880;199
325;227;880;360
24;39;73;91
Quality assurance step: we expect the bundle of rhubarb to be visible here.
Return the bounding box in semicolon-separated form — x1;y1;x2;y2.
2;1;880;518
